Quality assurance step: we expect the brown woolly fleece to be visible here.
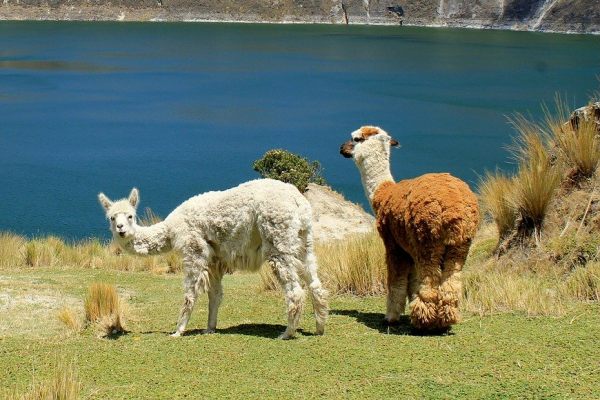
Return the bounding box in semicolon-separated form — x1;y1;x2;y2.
373;173;479;331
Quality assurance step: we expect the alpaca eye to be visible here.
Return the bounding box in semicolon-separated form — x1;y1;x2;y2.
353;137;364;143
128;215;133;220
110;217;115;221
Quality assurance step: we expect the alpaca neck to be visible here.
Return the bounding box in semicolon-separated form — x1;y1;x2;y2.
118;221;172;256
357;153;394;205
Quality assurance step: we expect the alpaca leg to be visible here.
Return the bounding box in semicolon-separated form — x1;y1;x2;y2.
269;255;305;340
205;271;224;334
172;255;209;337
409;245;445;331
301;245;328;335
438;243;470;327
407;263;418;303
385;246;412;324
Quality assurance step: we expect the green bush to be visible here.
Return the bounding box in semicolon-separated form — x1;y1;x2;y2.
253;149;326;192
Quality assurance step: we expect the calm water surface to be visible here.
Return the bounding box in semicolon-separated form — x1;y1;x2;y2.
1;21;599;239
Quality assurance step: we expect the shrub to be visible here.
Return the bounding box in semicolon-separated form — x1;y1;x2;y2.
253;149;325;193
84;283;126;336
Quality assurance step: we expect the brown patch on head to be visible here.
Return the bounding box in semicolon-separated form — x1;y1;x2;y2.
359;126;381;139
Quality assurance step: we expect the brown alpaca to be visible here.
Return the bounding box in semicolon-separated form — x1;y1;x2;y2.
340;126;479;331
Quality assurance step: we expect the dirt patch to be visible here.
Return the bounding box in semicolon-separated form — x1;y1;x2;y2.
0;283;82;339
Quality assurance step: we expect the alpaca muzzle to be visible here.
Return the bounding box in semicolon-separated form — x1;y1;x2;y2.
340;141;354;158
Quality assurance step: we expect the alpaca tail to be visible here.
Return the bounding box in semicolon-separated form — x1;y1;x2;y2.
300;230;329;335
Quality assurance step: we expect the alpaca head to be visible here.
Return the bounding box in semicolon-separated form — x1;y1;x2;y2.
339;126;399;165
98;188;139;243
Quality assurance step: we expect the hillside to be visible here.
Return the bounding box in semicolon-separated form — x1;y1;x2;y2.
1;0;599;33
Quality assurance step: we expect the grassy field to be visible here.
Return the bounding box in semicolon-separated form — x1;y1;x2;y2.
1;267;598;399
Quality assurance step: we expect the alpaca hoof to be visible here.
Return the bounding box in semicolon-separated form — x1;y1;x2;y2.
410;297;438;330
170;331;183;338
315;325;325;336
438;304;460;327
202;328;216;335
278;331;295;340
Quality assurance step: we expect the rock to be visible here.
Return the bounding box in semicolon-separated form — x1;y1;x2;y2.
304;183;375;243
569;102;600;132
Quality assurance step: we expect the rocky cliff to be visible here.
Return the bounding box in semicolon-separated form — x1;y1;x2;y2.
1;0;599;33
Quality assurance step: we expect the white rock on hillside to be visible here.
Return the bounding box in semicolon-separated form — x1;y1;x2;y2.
304;183;375;243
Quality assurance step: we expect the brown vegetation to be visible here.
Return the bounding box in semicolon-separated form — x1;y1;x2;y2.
84;283;126;337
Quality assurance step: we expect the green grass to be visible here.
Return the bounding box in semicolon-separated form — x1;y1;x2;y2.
1;268;598;399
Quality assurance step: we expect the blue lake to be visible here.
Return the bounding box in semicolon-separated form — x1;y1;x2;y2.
1;21;599;240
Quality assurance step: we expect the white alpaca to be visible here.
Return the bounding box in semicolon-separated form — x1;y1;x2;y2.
98;179;328;339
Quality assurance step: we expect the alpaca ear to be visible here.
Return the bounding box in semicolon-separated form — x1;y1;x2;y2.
128;188;140;208
390;138;400;147
98;192;113;211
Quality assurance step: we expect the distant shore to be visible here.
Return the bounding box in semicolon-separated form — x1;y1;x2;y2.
1;3;599;35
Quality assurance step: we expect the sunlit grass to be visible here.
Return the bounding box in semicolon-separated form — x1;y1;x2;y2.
1;269;598;399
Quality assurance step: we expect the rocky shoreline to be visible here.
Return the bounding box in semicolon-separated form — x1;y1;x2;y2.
1;1;599;34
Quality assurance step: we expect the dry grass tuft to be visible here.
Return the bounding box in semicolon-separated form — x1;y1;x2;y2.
507;115;562;244
259;263;280;292
259;231;386;296
479;170;516;240
316;232;386;296
9;361;80;400
25;238;62;268
563;262;600;301
547;99;600;183
0;234;182;273
139;207;163;226
84;283;126;336
0;232;26;268
57;307;82;333
462;266;567;316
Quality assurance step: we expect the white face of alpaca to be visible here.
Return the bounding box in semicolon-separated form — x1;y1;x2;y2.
339;126;399;163
98;188;139;241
